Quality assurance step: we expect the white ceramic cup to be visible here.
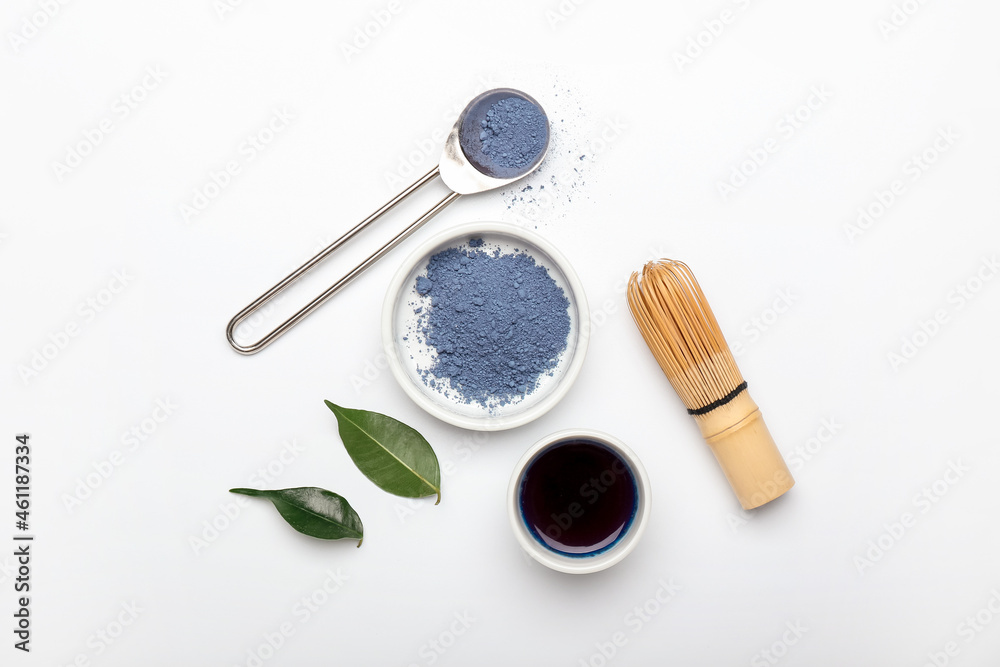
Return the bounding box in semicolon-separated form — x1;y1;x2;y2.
507;429;651;574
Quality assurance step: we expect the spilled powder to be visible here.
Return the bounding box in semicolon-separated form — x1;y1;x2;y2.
500;82;593;225
411;238;571;408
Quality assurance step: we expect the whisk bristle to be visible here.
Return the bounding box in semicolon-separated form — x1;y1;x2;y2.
627;260;745;414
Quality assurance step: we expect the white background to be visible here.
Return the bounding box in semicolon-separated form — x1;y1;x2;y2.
3;0;1000;665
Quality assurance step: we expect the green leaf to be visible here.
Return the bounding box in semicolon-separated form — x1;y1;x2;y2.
230;487;364;546
325;401;441;504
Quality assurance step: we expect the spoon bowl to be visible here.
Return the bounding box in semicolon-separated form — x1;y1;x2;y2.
439;88;550;194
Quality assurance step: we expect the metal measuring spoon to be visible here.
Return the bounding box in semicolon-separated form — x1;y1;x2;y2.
226;87;550;355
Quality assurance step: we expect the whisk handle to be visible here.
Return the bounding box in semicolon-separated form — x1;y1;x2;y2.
693;390;794;510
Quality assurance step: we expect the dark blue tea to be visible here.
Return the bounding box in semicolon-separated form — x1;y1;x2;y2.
518;439;638;557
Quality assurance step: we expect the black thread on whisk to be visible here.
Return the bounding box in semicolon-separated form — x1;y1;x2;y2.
687;381;748;416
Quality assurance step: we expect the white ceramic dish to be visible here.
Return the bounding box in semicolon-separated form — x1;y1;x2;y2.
381;222;589;431
507;429;651;575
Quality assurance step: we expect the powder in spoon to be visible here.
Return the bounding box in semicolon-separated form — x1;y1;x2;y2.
479;98;548;172
413;238;570;407
459;95;549;179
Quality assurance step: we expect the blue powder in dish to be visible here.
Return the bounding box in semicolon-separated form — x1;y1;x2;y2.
412;239;571;407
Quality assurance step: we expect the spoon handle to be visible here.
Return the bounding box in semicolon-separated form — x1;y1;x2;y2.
226;166;460;355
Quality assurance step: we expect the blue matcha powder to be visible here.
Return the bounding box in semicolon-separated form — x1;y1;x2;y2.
460;94;549;179
413;239;570;407
479;98;547;171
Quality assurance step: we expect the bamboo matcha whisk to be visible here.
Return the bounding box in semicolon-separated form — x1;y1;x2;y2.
627;259;793;509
